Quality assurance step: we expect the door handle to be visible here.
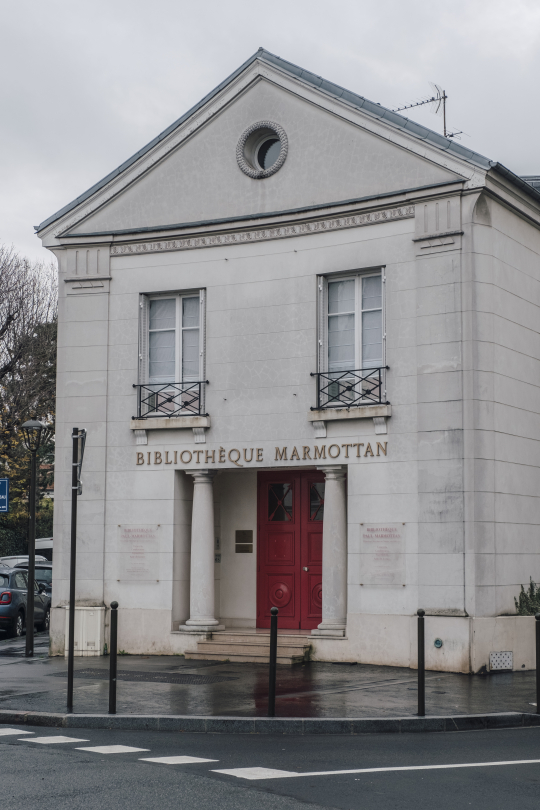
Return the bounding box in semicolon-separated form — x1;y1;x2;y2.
303;567;309;572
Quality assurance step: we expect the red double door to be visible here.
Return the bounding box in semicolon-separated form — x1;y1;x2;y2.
257;471;324;630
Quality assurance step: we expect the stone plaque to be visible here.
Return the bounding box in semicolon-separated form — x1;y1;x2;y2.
117;525;160;581
360;524;405;585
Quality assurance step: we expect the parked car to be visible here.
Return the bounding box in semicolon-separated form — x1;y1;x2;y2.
0;555;48;567
0;567;51;637
14;562;53;597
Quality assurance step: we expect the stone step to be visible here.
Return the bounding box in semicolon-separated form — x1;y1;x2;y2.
206;633;312;646
194;641;308;656
184;649;306;664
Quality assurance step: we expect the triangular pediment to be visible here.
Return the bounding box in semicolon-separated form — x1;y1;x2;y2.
40;51;483;239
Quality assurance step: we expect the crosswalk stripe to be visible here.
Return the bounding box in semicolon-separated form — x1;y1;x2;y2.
213;759;540;780
0;729;34;736
140;756;219;765
76;745;150;754
24;736;89;744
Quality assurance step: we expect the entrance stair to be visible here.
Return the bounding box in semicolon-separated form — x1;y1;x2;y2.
184;630;311;665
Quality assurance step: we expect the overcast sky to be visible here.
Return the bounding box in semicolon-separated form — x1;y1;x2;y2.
2;0;539;262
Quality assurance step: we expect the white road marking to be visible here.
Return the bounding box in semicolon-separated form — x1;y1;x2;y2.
140;756;219;765
213;759;540;780
76;745;150;754
25;736;89;744
0;729;34;736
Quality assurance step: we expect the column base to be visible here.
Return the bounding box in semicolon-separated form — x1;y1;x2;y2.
311;628;346;637
311;622;346;638
178;624;225;633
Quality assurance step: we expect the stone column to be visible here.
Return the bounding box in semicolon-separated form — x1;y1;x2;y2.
180;470;224;632
312;466;347;637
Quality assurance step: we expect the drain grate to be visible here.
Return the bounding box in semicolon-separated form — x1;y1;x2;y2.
489;651;513;671
49;668;239;685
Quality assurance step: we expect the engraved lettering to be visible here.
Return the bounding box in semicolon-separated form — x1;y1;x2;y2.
136;452;144;465
205;450;215;463
275;447;288;461
243;448;254;462
174;451;177;464
354;443;364;458
328;444;341;459
219;447;226;463
228;449;243;468
165;451;172;465
364;443;374;457
302;446;311;460
154;452;162;465
314;446;326;459
147;452;151;465
290;447;300;461
341;444;353;458
257;448;263;462
376;442;388;456
194;450;203;463
180;450;192;463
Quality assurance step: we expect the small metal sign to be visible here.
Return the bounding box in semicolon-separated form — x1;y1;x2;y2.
0;479;8;513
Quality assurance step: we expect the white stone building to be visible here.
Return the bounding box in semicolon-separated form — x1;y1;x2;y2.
37;49;540;672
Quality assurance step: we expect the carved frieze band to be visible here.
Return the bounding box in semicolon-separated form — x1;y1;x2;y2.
110;205;415;256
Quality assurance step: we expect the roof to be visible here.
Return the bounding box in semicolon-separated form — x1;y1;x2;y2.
523;176;540;192
35;48;540;234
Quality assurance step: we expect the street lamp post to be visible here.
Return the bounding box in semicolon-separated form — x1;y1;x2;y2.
21;418;45;658
67;427;86;713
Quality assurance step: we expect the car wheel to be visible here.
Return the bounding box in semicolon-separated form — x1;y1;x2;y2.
39;609;50;633
13;612;24;638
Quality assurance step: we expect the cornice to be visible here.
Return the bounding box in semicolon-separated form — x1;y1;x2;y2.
110;204;415;257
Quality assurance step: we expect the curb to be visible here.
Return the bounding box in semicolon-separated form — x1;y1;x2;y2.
1;709;540;735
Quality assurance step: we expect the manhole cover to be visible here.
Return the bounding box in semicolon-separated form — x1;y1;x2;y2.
50;669;238;685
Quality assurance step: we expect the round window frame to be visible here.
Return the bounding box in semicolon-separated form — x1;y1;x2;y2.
236;121;288;179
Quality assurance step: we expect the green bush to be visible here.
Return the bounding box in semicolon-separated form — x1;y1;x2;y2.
514;578;540;616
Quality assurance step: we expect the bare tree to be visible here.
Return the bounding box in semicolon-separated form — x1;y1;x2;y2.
0;244;57;390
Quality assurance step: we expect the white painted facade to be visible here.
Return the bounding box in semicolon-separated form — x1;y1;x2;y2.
37;50;540;672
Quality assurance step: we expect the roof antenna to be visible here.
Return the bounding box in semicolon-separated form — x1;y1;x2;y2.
393;83;462;139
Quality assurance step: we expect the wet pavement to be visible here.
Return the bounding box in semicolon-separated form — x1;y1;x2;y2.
0;632;536;718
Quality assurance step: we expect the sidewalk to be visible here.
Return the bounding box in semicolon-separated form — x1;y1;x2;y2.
0;633;537;721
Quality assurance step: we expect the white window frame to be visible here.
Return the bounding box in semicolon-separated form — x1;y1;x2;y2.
138;289;206;415
317;269;386;405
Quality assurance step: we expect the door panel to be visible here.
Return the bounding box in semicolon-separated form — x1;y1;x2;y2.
257;471;324;630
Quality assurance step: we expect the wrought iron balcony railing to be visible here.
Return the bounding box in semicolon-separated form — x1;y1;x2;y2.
310;367;389;410
133;381;208;419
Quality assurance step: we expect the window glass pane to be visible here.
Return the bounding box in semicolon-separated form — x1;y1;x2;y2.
310;483;325;521
14;572;27;589
328;280;355;314
149;330;175;380
36;569;52;584
182;296;199;328
328;313;355;371
362;276;382;310
149;298;175;330
182;329;200;380
0;574;8;587
362;309;383;366
268;484;293;521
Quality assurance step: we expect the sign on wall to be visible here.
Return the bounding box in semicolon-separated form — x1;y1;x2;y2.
117;525;161;582
360;524;405;586
0;479;8;513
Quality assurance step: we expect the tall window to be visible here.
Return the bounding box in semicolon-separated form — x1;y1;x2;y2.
139;291;205;417
148;294;201;383
319;272;384;408
327;274;383;372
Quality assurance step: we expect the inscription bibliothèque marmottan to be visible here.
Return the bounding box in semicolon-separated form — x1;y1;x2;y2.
136;442;388;467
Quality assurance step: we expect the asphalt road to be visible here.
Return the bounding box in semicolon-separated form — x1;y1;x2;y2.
2;723;540;809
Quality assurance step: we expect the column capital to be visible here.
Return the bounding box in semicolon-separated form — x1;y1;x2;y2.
184;468;216;484
317;465;346;481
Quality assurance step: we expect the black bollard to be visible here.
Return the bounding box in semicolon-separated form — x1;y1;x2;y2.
109;602;119;715
268;606;278;717
417;609;425;717
536;614;540;714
